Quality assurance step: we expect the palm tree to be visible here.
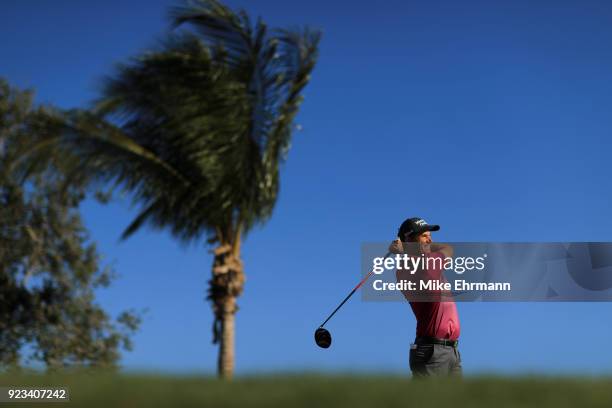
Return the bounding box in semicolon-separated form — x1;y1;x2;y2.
13;0;320;378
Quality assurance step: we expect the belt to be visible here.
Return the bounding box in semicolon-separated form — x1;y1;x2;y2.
415;336;458;348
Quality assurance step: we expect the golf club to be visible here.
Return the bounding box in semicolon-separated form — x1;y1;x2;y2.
315;251;392;348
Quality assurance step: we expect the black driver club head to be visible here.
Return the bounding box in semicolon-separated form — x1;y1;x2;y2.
314;327;332;348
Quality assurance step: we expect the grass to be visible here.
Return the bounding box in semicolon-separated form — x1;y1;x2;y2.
0;372;611;407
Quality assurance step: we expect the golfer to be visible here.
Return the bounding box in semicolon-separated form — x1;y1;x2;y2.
389;217;462;377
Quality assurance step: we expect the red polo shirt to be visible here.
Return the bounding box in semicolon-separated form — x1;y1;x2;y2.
397;251;460;340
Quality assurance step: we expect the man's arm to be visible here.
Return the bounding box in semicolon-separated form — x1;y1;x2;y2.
430;243;453;258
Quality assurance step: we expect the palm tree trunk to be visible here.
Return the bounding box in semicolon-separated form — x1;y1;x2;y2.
209;242;244;380
218;297;236;378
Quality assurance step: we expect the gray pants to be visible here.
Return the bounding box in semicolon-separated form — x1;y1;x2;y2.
409;342;462;377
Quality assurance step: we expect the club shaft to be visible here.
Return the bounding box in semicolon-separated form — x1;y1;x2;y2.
319;251;392;328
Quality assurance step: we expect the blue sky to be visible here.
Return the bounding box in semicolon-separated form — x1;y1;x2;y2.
2;0;612;375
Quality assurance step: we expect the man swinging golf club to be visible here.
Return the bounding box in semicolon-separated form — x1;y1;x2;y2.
389;217;462;377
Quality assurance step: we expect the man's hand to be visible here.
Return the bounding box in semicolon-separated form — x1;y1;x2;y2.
389;239;404;254
389;239;422;256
